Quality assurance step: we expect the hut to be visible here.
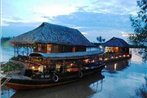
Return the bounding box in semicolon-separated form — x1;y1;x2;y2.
103;37;130;54
8;22;105;82
10;22;93;56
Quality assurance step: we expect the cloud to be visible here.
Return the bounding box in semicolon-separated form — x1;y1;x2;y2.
121;31;133;37
88;0;137;15
1;16;49;27
33;5;77;17
2;10;134;41
1;0;137;41
43;10;133;41
81;32;88;35
2;0;137;24
48;11;132;30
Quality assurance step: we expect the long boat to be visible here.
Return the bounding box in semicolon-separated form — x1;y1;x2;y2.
2;51;105;90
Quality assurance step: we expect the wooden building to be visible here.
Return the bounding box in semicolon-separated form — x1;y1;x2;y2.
10;22;93;56
8;23;104;80
103;37;130;54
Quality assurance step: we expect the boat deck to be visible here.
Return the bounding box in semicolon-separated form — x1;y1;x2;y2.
7;74;32;80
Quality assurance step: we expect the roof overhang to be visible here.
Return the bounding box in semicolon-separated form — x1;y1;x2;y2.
29;51;102;60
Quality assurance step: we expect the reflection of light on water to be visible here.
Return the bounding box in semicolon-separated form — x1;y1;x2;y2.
1;89;15;98
114;63;117;70
131;49;142;63
0;45;14;62
89;80;103;93
0;45;2;62
105;65;107;68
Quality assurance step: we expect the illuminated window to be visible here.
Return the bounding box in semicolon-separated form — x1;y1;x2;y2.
38;44;41;51
47;44;52;53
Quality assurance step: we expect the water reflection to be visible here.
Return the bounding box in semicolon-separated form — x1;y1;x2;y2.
0;42;13;62
105;60;129;73
1;88;15;98
11;73;104;98
131;48;147;63
1;46;147;98
140;48;147;62
135;75;147;98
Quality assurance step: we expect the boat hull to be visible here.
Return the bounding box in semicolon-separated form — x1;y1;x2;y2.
5;65;105;90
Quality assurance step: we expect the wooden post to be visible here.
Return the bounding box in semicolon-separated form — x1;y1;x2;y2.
62;60;65;73
14;46;16;57
72;47;76;52
26;46;29;56
63;46;65;52
16;46;19;56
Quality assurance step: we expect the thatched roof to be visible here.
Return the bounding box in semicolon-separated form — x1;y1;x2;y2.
29;51;102;60
103;37;129;47
10;22;93;46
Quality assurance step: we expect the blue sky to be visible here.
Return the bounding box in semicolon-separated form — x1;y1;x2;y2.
1;0;138;42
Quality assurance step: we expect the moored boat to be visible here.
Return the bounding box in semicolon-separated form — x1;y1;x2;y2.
3;51;105;90
2;22;106;90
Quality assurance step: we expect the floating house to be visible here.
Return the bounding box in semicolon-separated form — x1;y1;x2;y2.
6;22;104;90
103;37;130;54
10;22;93;56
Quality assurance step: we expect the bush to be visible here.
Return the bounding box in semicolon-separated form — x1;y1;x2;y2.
1;61;23;72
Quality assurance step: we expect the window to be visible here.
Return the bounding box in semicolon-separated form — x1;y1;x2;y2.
47;44;52;53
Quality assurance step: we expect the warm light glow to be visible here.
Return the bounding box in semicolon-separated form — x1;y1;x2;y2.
114;47;119;52
114;63;117;70
119;55;122;58
99;58;103;61
67;69;71;72
32;66;35;70
127;54;130;57
84;59;89;63
104;58;108;61
123;55;126;57
38;66;44;72
111;56;114;59
70;63;73;66
47;44;52;53
91;60;95;63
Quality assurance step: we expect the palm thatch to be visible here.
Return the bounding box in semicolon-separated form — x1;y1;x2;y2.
10;22;93;46
103;37;129;47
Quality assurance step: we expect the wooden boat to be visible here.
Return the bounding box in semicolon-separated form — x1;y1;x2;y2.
3;51;105;90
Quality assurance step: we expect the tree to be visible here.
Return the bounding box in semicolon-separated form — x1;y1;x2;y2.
96;36;105;43
129;0;147;46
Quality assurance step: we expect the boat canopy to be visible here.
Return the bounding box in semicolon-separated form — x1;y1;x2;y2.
29;51;102;60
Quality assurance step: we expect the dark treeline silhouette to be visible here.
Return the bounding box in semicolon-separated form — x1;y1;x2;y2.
96;36;105;43
1;37;13;43
129;0;147;46
130;0;147;62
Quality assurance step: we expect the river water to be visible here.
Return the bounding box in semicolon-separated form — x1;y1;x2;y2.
1;44;147;98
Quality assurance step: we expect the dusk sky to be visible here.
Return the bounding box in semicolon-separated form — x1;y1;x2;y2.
1;0;138;42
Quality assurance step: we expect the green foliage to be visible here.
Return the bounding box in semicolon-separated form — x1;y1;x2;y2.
97;36;105;43
10;56;19;61
130;0;147;46
1;61;23;72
